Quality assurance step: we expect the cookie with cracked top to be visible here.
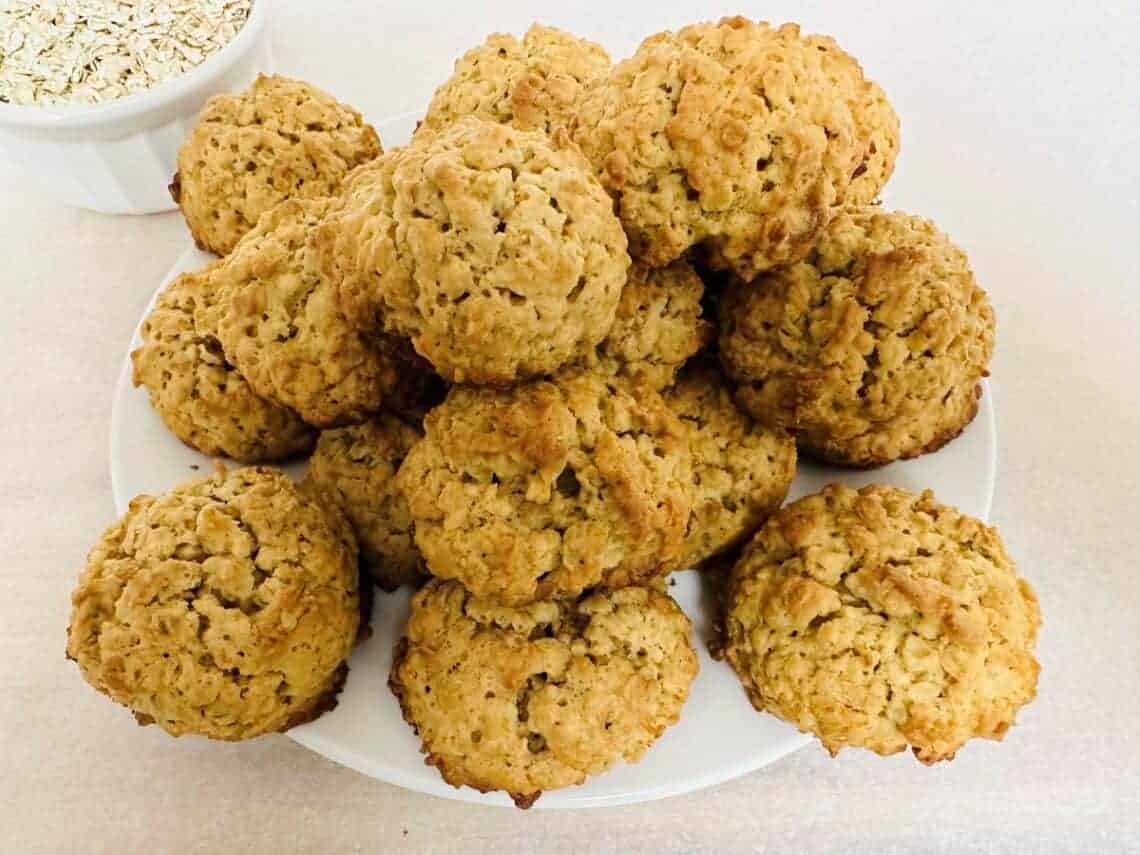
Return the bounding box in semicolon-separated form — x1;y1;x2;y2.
208;198;403;428
397;371;693;604
172;74;381;255
66;467;360;740
418;24;610;138
317;117;629;385
573;17;863;277
722;483;1040;763
131;266;315;463
389;579;697;808
720;205;994;467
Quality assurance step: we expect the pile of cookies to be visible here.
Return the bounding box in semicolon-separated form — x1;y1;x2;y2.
67;18;1041;808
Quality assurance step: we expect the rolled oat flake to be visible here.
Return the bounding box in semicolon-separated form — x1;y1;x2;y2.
0;0;252;106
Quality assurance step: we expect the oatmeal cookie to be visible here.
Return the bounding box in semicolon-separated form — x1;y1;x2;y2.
390;580;697;808
418;24;610;137
582;261;713;389
131;267;315;462
720;206;995;467
722;484;1040;762
66;468;360;741
572;17;861;277
665;362;795;569
318;118;629;384
806;35;900;205
305;414;425;590
209;198;401;427
172;74;382;255
396;371;693;604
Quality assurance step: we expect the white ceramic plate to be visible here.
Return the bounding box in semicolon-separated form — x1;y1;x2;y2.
109;110;994;809
109;244;996;808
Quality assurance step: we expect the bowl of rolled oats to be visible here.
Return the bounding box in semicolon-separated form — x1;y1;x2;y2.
0;0;271;214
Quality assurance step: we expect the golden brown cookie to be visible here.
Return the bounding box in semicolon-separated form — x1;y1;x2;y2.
131;267;316;463
172;74;382;255
573;18;861;277
66;468;360;741
209;198;401;428
581;261;713;390
665;362;795;569
806;35;900;205
318;118;629;384
722;484;1040;763
418;24;610;137
720;206;995;467
396;372;693;605
305;414;425;591
390;580;698;808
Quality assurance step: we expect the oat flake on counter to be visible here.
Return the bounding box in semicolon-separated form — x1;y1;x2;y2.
0;0;251;106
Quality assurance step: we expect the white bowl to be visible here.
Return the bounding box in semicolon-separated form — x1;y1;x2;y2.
0;0;273;215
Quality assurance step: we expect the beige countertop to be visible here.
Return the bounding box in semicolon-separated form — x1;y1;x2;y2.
2;1;1137;852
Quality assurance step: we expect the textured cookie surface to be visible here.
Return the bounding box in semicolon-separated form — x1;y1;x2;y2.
847;79;898;205
806;35;900;205
210;198;400;427
319;118;629;384
66;468;360;741
390;580;698;807
419;24;610;137
665;363;795;569
582;261;712;389
397;372;693;604
720;206;995;467
722;484;1040;762
173;74;381;255
573;17;861;277
306;415;424;590
131;267;315;462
